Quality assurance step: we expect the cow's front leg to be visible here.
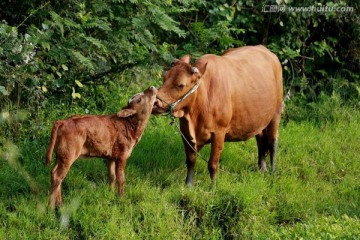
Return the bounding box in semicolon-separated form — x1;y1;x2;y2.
185;148;196;187
182;134;196;186
183;142;203;187
180;119;198;186
208;132;225;183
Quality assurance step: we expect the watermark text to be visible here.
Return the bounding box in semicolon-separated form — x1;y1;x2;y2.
262;5;354;14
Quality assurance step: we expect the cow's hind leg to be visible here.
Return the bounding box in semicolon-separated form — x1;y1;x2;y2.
256;132;268;172
257;115;281;172
269;138;278;171
267;116;281;172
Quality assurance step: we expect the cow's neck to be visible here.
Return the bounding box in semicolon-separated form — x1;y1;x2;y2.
187;82;208;119
123;116;149;144
180;83;209;145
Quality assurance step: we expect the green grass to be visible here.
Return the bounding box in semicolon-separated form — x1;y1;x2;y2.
1;101;360;239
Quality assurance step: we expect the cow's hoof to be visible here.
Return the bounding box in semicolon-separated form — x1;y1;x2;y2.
260;166;268;173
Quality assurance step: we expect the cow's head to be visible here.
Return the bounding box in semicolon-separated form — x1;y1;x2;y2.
118;86;158;121
153;55;205;118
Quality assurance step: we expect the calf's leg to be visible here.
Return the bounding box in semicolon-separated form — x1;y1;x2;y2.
107;160;116;191
115;160;126;196
50;158;72;208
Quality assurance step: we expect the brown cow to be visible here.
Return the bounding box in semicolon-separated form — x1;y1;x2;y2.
153;45;283;185
45;86;157;208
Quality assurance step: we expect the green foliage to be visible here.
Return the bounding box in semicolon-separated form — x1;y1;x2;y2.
1;0;359;112
0;0;189;110
267;0;359;102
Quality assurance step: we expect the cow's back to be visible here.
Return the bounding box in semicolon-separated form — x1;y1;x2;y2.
195;45;283;141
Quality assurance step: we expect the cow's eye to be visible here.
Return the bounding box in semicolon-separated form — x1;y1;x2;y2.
137;98;142;103
177;84;185;89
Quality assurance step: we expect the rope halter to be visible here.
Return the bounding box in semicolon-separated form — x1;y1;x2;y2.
156;67;201;119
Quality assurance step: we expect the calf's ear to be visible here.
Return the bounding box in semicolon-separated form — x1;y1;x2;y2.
180;55;191;64
117;108;136;118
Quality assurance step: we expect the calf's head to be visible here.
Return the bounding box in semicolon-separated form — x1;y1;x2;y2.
119;86;158;121
152;55;204;118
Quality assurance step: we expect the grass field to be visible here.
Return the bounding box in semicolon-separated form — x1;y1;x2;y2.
1;97;359;239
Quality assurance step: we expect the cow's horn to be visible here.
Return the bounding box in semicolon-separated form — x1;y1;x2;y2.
191;67;199;74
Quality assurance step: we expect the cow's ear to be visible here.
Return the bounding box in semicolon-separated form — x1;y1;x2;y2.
199;62;208;75
191;63;208;81
191;66;201;80
117;108;136;118
180;55;191;64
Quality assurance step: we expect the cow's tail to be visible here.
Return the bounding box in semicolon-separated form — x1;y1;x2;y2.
282;59;294;114
45;121;62;165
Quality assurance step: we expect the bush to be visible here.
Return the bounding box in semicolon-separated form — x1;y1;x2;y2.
0;0;359;113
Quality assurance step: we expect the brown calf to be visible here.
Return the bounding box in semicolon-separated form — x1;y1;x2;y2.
45;86;157;208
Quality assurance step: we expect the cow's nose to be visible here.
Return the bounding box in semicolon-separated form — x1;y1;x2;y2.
148;86;158;94
154;98;159;106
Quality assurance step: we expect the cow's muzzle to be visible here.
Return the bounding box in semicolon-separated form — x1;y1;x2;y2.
153;96;172;115
153;80;201;117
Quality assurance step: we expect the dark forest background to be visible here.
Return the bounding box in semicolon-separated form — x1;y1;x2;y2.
0;0;359;120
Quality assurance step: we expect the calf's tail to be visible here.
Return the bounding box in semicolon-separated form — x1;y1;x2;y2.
45;121;62;165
